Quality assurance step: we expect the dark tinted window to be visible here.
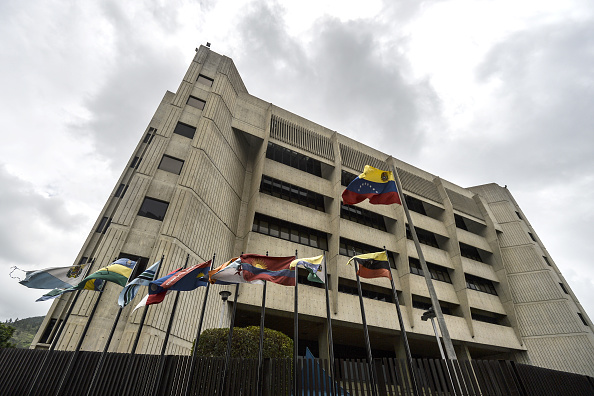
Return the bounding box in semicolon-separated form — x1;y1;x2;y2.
138;197;169;221
341;171;358;186
266;142;322;177
338;238;396;268
341;204;387;231
173;122;196;139
409;257;451;283
158;155;184;175
115;183;128;198
466;274;497;295
578;313;588;326
404;195;427;216
454;214;468;230
96;217;109;233
459;242;484;262
543;256;551;266
187;96;206;110
406;224;439;248
252;213;328;250
260;175;325;211
130;156;141;169
197;74;214;87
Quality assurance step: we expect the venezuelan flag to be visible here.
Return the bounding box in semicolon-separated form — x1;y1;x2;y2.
342;165;401;205
347;251;392;279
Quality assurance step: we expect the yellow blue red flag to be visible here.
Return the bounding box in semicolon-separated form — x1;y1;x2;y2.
342;165;401;205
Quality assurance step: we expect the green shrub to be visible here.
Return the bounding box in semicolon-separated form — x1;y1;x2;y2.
193;326;292;359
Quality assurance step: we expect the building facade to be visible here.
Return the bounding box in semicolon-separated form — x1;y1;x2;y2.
32;46;594;376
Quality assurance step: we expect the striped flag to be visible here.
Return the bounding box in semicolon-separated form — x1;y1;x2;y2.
118;260;161;308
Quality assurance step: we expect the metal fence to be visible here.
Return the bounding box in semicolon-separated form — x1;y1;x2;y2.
1;348;593;395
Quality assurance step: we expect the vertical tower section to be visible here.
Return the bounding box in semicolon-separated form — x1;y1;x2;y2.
31;46;253;355
470;183;594;376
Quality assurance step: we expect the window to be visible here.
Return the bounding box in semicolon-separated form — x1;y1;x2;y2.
266;142;322;177
405;195;427;216
339;238;396;268
412;298;451;315
459;242;484;263
96;217;109;233
543;256;551;266
79;257;88;264
143;132;155;144
406;224;440;248
528;232;537;242
341;170;358;186
38;318;58;344
454;214;468;231
118;253;150;279
559;283;569;294
577;313;588;326
130;156;141;169
338;279;393;303
341;204;387;231
466;274;497;295
173;122;196;139
252;213;328;250
409;257;451;283
115;183;128;198
197;74;214;87
138;197;169;221
515;211;523;220
472;313;498;324
158;155;184;175
260;175;325;211
187;96;206;110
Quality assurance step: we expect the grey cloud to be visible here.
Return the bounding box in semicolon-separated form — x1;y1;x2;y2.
235;3;441;159
0;165;87;264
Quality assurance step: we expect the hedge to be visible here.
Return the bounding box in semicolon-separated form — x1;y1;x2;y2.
193;326;292;359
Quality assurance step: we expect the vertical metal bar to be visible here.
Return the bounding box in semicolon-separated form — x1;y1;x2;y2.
257;252;269;395
131;255;165;354
220;283;240;394
323;252;337;396
352;259;378;396
391;164;457;360
385;248;419;396
183;254;215;396
293;250;299;396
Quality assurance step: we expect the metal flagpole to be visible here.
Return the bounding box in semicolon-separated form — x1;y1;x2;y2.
84;260;141;396
293;250;299;396
54;279;107;396
220;283;240;395
391;163;458;361
384;248;420;396
153;254;190;396
353;257;379;396
26;288;84;396
257;252;268;395
323;252;336;396
130;255;165;354
184;253;215;396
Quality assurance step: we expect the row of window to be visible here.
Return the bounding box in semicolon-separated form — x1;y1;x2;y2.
266;142;323;177
338;280;394;303
340;204;387;231
260;175;325;212
338;238;396;268
465;274;497;295
252;213;329;251
409;257;452;283
459;242;484;262
406;224;440;249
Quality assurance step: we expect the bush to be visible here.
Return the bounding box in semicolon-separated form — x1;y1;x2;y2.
193;326;292;359
0;323;15;348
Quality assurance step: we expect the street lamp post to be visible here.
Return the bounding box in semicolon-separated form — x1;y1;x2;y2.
219;290;232;328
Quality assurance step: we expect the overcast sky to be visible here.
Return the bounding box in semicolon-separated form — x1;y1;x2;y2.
1;0;593;327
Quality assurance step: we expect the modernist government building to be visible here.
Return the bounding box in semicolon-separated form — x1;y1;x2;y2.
32;46;594;377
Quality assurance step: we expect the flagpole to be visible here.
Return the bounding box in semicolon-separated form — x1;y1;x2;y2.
323;251;336;396
384;248;420;396
152;254;190;396
26;288;84;396
183;253;215;396
84;260;140;396
130;255;164;354
257;252;268;396
54;279;107;396
390;164;458;361
293;250;299;396
220;282;240;395
353;257;379;396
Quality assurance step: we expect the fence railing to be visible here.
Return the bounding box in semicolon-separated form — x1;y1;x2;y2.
1;348;593;395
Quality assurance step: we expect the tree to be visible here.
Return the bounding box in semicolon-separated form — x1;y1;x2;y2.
193;326;292;359
0;323;16;348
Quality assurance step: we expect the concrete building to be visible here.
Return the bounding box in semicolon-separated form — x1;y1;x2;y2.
32;46;594;376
